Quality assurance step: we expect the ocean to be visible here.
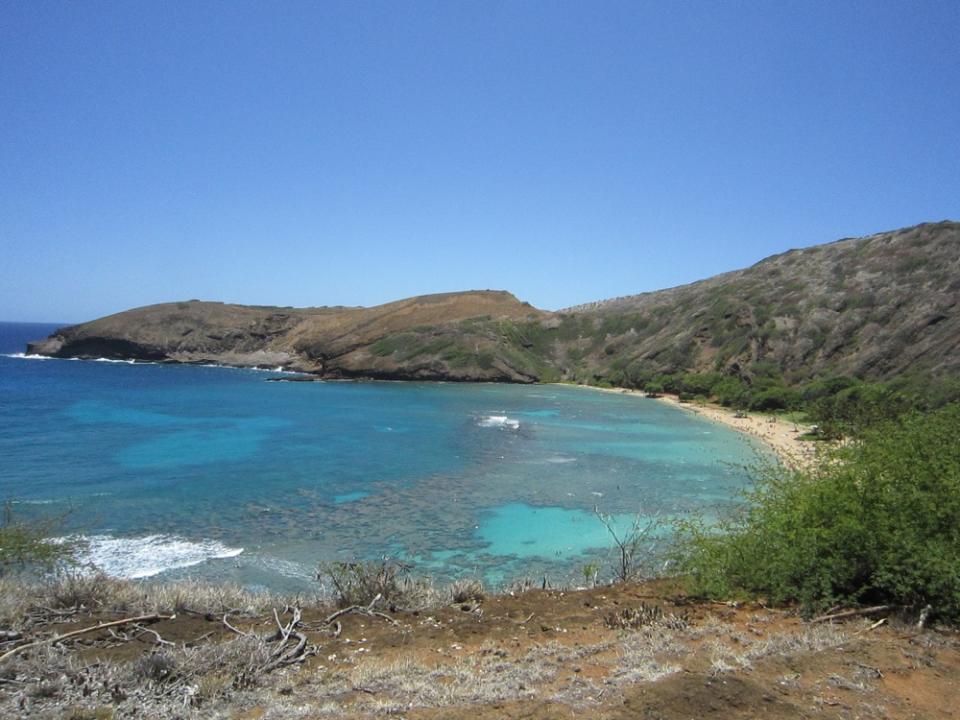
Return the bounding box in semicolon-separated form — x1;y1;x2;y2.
0;321;763;591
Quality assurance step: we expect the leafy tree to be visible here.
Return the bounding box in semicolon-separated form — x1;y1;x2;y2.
643;381;664;397
748;385;800;411
712;377;750;408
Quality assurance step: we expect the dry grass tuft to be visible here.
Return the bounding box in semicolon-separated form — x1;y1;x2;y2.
0;572;277;631
605;601;689;631
612;626;687;684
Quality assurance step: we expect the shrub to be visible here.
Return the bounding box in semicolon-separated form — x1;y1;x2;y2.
748;386;800;412
676;405;960;621
449;578;486;605
711;377;749;408
0;503;81;575
318;557;434;609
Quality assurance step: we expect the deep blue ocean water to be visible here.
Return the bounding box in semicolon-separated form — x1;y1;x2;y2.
0;321;763;590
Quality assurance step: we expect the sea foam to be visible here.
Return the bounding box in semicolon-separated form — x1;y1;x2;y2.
478;415;520;430
3;353;140;364
69;534;243;579
3;352;54;360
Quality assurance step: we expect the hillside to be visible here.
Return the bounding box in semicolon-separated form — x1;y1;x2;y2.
554;220;960;386
26;221;960;386
27;290;549;382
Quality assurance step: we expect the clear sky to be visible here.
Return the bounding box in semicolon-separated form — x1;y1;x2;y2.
1;1;958;322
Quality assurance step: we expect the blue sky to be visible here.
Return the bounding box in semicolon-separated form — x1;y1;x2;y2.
2;1;958;322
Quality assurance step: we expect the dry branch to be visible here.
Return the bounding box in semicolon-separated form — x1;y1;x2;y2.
259;606;316;671
322;594;398;627
222;612;251;637
811;605;890;624
0;613;175;664
132;623;175;647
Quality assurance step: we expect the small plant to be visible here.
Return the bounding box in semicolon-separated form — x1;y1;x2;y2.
581;562;600;587
449;578;485;605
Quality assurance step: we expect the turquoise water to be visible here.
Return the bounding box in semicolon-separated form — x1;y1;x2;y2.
0;322;763;590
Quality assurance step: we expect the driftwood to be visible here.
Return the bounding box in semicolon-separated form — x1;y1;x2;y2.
811;605;891;624
0;613;175;664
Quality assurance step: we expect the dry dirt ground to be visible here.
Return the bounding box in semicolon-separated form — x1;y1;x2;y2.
2;580;959;719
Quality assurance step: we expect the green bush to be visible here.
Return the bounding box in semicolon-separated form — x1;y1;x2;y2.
643;381;664;396
712;377;750;407
748;385;800;411
0;503;81;575
676;405;960;621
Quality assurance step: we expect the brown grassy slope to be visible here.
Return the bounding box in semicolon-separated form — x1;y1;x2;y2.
28;290;548;381
558;220;960;383
3;578;958;719
27;221;960;384
284;290;547;380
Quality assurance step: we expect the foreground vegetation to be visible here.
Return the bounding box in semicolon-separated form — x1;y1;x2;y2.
678;404;960;622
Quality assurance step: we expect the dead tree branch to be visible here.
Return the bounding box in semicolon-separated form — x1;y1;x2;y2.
0;613;175;665
811;605;891;624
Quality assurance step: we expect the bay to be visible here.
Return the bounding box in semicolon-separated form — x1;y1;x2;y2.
0;321;763;590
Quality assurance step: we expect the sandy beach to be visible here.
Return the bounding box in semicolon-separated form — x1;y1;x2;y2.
569;385;818;469
652;392;817;469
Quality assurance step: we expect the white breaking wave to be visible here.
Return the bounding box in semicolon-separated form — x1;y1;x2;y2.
5;353;301;374
478;415;520;430
68;534;243;579
3;353;54;360
198;363;299;375
3;353;141;364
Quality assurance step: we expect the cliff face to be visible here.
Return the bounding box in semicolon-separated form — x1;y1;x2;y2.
27;221;960;385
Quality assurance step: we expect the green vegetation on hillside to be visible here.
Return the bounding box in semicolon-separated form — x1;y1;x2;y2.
676;405;960;621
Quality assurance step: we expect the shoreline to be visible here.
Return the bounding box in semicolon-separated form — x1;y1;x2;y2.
561;384;817;469
653;392;817;469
